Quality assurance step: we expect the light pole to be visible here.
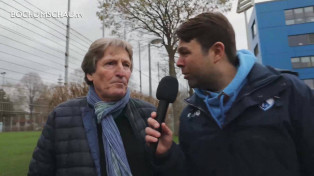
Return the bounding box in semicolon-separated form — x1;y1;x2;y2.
138;42;142;93
148;39;162;97
102;0;108;38
157;62;160;81
102;0;105;37
64;0;71;85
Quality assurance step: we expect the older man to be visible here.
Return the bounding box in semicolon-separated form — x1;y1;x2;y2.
28;38;155;176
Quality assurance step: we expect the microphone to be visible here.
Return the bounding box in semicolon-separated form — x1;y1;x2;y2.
151;76;178;154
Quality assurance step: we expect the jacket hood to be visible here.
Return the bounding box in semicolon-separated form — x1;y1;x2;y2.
193;50;256;128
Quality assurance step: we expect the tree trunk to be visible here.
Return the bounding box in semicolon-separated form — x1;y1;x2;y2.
165;45;181;136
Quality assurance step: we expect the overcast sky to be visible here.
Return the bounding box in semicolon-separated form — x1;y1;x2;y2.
0;0;271;96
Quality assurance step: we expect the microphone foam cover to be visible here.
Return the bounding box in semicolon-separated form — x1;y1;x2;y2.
156;76;179;103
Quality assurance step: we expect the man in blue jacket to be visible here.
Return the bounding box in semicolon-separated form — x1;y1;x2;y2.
146;12;314;176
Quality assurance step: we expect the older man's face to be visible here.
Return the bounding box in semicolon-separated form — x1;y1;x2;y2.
87;46;131;102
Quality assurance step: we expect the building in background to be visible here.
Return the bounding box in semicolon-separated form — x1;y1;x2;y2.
248;0;314;89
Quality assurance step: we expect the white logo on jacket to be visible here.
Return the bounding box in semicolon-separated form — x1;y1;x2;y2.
187;110;201;119
259;98;275;111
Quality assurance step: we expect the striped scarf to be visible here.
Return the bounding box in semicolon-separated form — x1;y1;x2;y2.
87;86;133;176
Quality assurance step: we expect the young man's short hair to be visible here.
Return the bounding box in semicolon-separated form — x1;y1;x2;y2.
176;12;237;65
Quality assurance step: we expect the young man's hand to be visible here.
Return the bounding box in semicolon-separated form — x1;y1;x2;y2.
145;112;173;155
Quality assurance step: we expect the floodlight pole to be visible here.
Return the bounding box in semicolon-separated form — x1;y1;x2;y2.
102;0;105;37
148;39;162;97
64;0;71;85
138;42;142;93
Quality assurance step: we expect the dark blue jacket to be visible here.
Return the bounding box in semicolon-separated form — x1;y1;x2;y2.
155;63;314;176
28;97;156;176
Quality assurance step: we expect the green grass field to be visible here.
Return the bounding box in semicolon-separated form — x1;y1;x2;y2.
173;135;179;143
0;131;178;176
0;131;41;176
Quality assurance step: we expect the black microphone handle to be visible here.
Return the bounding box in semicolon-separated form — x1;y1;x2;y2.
151;100;169;154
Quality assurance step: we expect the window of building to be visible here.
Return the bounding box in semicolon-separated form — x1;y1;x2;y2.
309;33;314;43
288;33;314;46
291;55;314;68
304;6;314;22
285;6;314;25
301;57;312;67
285;9;295;25
251;21;257;39
291;57;301;68
254;44;259;56
294;8;305;24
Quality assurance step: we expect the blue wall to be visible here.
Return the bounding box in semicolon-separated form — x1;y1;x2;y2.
249;0;314;79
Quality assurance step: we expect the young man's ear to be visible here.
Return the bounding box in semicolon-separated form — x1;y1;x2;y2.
211;42;225;64
86;73;94;82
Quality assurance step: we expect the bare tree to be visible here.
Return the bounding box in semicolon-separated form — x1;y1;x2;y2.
32;85;50;129
48;83;89;111
97;0;232;135
0;89;14;131
98;0;231;78
20;72;44;120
